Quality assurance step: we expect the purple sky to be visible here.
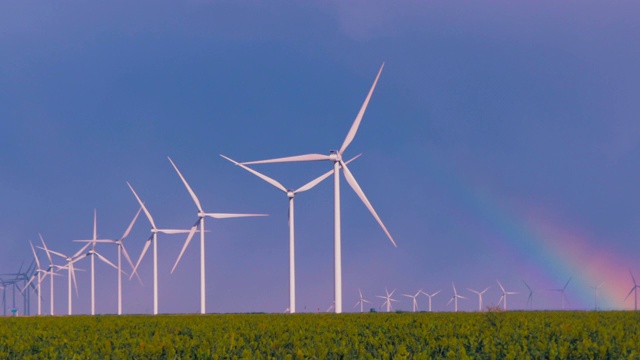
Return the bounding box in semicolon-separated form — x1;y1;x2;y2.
2;1;640;314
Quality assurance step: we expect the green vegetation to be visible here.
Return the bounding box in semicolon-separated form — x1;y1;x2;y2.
1;311;639;359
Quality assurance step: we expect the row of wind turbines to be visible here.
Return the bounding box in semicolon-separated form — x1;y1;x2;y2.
2;64;398;316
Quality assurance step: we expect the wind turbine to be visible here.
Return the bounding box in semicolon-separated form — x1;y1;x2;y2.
72;209;120;315
420;290;441;312
77;208;142;315
354;288;372;313
38;244;89;315
240;64;396;314
590;282;604;311
402;290;423;312
550;277;571;310
23;241;46;315
447;283;466;312
221;154;360;314
127;182;193;315
167;157;267;315
523;281;534;310
38;234;61;315
626;271;640;311
376;288;398;312
497;280;518;311
467;287;490;312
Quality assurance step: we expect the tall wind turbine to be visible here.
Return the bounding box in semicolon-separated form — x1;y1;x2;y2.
447;283;466;312
72;209;120;315
497;280;518;311
468;287;490;312
38;244;89;315
240;64;396;314
23;241;46;315
421;290;441;312
128;182;193;315
402;290;423;312
626;271;640;311
354;288;372;313
376;288;398;312
590;282;604;311
167;157;267;315
78;208;142;315
523;281;534;310
221;154;359;314
38;234;60;315
550;277;571;310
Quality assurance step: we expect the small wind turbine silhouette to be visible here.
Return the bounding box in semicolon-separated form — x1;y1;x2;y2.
626;271;639;311
523;281;534;310
376;288;398;312
550;277;571;310
421;290;441;312
402;290;423;312
354;288;372;313
497;280;518;311
589;282;604;311
467;287;490;312
447;283;466;312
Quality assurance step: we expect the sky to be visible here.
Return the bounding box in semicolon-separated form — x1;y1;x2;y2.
2;1;640;314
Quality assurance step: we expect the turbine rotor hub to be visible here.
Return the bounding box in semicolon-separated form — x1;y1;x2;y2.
329;151;341;162
287;191;295;198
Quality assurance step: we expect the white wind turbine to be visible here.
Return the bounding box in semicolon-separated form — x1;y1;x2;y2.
626;271;639;311
39;244;89;316
22;241;47;315
221;154;360;314
550;277;571;310
447;283;466;312
421;290;441;312
590;282;604;311
497;280;518;311
241;64;396;314
167;157;267;315
75;208;141;315
376;288;398;312
38;234;61;316
354;288;372;313
127;182;193;315
402;290;423;312
467;287;490;312
523;281;535;310
72;210;120;315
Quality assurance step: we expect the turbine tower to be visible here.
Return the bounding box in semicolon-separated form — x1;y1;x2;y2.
550;277;571;310
167;157;267;315
447;283;466;312
128;182;193;315
467;287;490;312
354;288;372;313
497;280;518;311
590;282;604;311
376;288;398;312
241;63;397;313
626;271;639;311
221;154;359;314
402;290;423;312
420;290;441;312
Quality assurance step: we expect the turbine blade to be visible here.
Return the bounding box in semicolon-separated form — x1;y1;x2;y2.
120;244;141;285
70;263;79;296
220;154;287;193
131;238;151;280
157;229;193;234
127;182;157;229
29;242;41;269
497;280;505;293
72;243;92;259
295;154;362;194
93;209;97;241
205;213;268;219
95;252;119;271
339;63;384;155
171;222;199;274
39;234;53;264
168;156;204;213
121;207;142;241
340;161;396;247
241;153;331;165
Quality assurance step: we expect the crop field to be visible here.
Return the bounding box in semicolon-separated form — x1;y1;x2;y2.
1;311;639;359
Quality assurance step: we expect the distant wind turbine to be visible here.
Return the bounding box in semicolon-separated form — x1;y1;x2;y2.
38;234;60;315
420;290;441;312
23;241;46;315
376;288;398;312
127;182;193;315
626;271;639;311
467;287;490;312
523;281;535;310
497;280;518;311
221;154;359;314
447;283;466;312
402;290;423;312
589;282;604;311
240;64;397;313
168;157;267;315
549;277;571;310
354;288;372;313
39;243;89;315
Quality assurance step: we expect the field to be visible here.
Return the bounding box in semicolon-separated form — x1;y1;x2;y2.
1;311;639;359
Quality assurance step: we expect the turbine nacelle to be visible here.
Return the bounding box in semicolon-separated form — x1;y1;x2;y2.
287;190;295;199
329;151;341;162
